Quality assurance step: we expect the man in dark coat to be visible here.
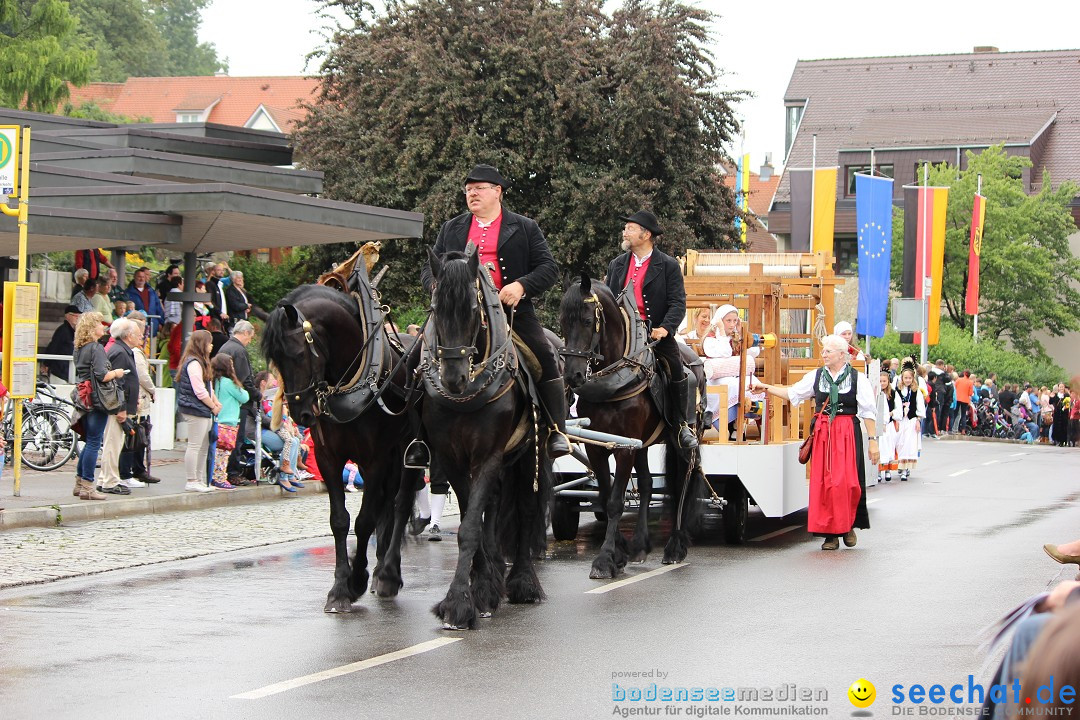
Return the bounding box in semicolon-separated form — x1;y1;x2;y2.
219;320;260;480
411;163;569;466
43;305;81;382
604;210;697;448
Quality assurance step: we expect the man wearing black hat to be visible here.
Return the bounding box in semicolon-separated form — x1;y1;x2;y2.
413;163;570;465
605;210;697;448
43;305;82;382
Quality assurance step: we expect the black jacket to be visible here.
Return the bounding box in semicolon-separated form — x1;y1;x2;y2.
219;337;259;406
106;341;139;416
224;284;249;321
207;277;228;322
44;322;76;379
605;249;686;335
420;208;559;311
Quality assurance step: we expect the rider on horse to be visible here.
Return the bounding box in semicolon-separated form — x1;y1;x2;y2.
405;163;572;467
604;210;698;450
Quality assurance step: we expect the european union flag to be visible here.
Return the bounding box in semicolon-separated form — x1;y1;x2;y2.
855;173;894;338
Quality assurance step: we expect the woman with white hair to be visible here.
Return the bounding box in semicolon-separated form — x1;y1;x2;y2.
754;334;879;551
224;270;251;324
97;318;143;494
702;304;765;433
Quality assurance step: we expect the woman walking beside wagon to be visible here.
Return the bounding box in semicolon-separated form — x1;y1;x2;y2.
753;334;879;551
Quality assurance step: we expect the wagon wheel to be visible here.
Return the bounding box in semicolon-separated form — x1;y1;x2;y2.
551;497;581;541
723;480;749;545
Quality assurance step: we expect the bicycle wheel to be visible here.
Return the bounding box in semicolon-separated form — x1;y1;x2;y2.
20;406;78;472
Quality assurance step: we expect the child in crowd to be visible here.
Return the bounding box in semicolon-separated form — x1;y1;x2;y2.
876;371;898;482
210;354;248;489
343;460;363;493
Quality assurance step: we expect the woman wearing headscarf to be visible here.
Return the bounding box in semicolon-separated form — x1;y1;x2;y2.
701;304;765;433
833;321;866;361
754;334;879;550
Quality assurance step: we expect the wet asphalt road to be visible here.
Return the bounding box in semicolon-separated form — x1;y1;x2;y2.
1;440;1078;720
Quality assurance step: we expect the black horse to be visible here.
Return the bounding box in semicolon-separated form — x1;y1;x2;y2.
422;245;551;629
262;283;422;612
559;276;703;578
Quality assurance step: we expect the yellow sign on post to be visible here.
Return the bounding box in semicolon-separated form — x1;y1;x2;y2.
3;282;40;398
0;125;19;198
2;125;31;495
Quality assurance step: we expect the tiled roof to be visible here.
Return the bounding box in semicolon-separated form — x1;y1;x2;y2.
841;107;1056;149
774;49;1080;203
67;76;319;132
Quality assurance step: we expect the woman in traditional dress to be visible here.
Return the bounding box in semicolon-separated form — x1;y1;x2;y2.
702;304;765;435
876;370;899;482
754;334;879;550
893;359;925;480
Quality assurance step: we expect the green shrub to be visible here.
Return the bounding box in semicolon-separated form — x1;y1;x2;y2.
864;323;1066;387
229;255;315;312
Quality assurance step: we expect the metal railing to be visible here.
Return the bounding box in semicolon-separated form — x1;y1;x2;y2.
2;353;169;386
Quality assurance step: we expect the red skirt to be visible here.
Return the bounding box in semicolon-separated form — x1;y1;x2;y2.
807;413;862;535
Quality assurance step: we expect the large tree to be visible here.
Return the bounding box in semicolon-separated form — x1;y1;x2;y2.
69;0;168;82
0;0;94;112
891;144;1080;359
148;0;225;77
295;0;744;316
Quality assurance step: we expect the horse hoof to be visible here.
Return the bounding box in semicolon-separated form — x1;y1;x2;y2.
442;623;467;631
589;567;615;579
373;577;402;598
630;551;648;564
479;611;493;619
324;597;354;613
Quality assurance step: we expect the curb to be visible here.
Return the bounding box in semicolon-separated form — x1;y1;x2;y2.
936;435;1032;446
0;482;328;532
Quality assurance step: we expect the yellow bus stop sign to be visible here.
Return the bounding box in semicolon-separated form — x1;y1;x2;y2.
0;125;19;198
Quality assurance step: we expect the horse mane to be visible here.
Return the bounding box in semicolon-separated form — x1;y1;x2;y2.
559;278;613;331
432;251;477;339
261;283;361;363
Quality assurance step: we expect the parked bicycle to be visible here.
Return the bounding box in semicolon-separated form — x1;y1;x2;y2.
1;381;80;472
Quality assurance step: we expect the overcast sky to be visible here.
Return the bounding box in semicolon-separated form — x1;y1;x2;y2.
199;0;1080;172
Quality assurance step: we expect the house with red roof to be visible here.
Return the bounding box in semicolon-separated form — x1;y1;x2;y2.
67;75;318;133
720;162;781;253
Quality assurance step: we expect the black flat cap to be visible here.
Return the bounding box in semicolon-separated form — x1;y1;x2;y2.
464;164;509;189
64;304;81;314
620;210;663;236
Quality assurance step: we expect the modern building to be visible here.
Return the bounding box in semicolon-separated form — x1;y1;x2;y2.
768;47;1080;373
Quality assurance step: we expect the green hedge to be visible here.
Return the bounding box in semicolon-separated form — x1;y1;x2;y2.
863;323;1066;387
229;255;314;312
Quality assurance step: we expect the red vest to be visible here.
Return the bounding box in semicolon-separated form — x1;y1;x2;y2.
468;214;503;289
623;253;652;319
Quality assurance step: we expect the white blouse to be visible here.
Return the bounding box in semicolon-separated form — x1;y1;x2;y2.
892;385;927;420
702;334;761;360
787;366;876;420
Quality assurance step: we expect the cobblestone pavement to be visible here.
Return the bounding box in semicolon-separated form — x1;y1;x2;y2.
0;492;459;590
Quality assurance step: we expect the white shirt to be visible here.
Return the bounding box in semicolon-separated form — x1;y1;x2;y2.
892;385;927;420
702;334;761;360
631;250;653;268
787;365;876;420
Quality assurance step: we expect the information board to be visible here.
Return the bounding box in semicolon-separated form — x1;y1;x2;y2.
0;125;19;198
2;282;40;398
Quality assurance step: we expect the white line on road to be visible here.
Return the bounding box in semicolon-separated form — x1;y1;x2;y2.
585;563;688;594
231;638;462;699
982;460;1000;466
1010;452;1028;457
866;499;882;505
749;525;802;542
949;469;971;477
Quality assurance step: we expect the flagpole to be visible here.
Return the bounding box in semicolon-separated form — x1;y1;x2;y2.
809;134;817;351
921;162;929;365
973;173;982;343
867;148;876;359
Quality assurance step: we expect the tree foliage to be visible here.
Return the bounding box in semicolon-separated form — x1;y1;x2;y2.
148;0;226;77
62;99;151;123
68;0;166;82
294;0;744;317
0;0;94;112
890;145;1080;360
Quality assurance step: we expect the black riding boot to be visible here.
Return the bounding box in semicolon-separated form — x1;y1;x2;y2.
404;438;430;469
670;376;698;449
538;378;571;459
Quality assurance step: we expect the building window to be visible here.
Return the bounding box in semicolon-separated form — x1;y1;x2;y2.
177;113;201;123
785;104;805;161
844;164;894;197
834;236;858;276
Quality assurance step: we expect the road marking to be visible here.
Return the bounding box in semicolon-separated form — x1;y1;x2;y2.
866;499;881;505
982;460;999;466
749;525;802;542
231;638;462;699
1010;452;1028;457
585;563;688;594
949;469;970;477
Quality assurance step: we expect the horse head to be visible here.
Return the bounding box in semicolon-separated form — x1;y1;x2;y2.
428;244;482;395
262;285;364;427
558;274;613;390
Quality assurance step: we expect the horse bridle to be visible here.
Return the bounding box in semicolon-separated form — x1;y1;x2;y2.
558;292;605;367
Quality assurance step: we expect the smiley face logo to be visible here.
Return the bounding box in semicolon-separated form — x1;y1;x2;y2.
848;678;876;708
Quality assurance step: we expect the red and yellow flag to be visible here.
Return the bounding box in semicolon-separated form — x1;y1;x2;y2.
916;186;948;345
965;194;986;315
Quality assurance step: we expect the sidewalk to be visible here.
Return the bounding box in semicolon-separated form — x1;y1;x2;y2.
0;446;326;531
